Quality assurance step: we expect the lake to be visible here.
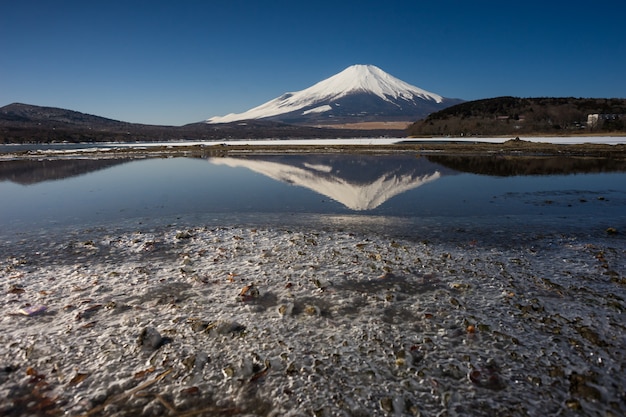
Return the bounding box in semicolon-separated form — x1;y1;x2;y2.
1;150;626;416
1;152;625;243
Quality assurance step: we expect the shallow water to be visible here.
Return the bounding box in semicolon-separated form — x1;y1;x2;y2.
0;153;625;416
1;154;625;240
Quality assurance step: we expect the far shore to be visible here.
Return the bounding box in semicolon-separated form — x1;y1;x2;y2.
1;137;626;160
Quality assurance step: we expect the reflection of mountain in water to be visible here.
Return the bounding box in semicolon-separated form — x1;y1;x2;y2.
0;159;132;185
208;154;455;211
427;155;626;176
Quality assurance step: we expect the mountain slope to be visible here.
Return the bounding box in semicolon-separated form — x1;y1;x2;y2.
207;65;463;125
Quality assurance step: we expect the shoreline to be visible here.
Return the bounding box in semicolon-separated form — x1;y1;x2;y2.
2;137;626;161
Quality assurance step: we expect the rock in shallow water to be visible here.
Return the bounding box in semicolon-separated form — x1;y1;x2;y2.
137;326;164;351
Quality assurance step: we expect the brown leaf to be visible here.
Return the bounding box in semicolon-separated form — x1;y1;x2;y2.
68;372;88;386
8;285;25;294
134;366;156;379
26;367;46;383
239;284;252;296
181;386;200;395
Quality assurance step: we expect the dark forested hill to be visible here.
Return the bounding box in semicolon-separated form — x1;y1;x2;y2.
0;103;176;143
0;103;404;143
407;97;626;137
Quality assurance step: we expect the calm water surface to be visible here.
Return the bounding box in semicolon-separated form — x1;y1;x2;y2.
1;153;625;242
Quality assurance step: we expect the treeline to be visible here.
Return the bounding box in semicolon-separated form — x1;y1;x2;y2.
0;122;405;144
407;97;626;137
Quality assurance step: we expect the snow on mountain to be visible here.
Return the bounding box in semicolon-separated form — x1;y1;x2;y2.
207;64;461;125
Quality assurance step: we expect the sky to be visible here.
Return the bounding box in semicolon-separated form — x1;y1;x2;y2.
2;0;625;126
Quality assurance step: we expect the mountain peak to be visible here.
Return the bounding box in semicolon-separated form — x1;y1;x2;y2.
207;65;461;125
316;64;443;103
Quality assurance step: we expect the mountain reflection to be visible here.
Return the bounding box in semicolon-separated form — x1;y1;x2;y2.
426;155;626;176
207;154;455;210
0;159;132;185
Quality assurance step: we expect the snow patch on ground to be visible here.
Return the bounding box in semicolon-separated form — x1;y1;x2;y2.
99;136;626;146
1;137;623;161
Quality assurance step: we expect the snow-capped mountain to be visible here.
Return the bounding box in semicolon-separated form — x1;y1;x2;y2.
207;64;463;125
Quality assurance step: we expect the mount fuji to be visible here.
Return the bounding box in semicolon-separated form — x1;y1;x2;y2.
207;64;463;125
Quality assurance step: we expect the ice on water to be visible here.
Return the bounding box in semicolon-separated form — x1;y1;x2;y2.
1;222;624;416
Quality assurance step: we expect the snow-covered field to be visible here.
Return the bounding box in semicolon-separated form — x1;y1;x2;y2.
82;136;626;147
1;136;624;160
1;222;624;416
211;136;626;146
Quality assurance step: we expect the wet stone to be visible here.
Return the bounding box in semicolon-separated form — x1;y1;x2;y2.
569;372;602;401
189;319;210;333
204;319;246;335
380;397;394;412
137;326;164;351
176;231;194;239
182;354;196;371
575;325;608;347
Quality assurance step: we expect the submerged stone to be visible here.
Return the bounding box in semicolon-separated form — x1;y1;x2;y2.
137;326;164;351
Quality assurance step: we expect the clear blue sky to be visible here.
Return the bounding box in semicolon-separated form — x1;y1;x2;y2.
2;0;625;125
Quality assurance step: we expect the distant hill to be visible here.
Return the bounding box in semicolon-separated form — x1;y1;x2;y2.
0;103;127;127
0;103;405;144
407;97;626;137
0;103;175;143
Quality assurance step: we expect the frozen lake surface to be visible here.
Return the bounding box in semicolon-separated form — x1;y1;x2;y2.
1;151;625;416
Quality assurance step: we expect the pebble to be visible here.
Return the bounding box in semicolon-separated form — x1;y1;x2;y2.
137;327;163;351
